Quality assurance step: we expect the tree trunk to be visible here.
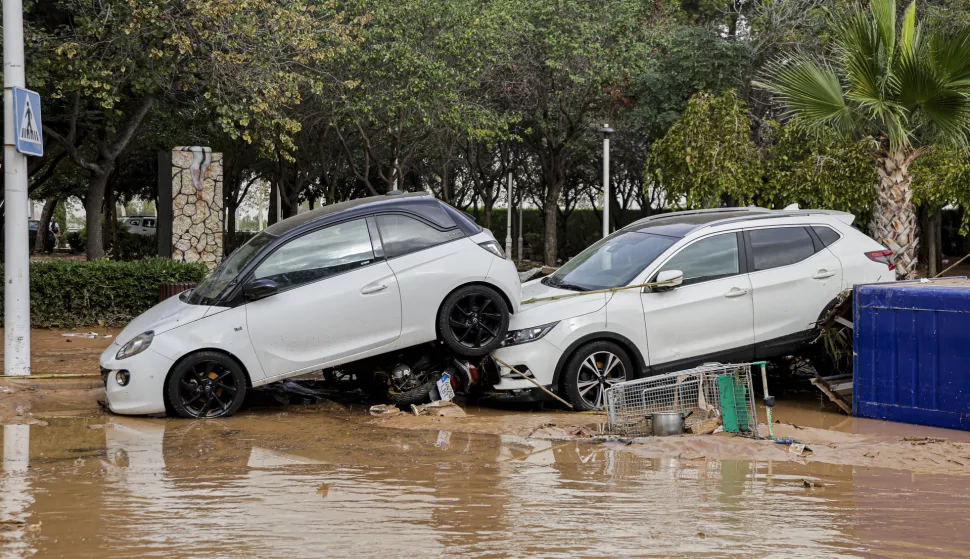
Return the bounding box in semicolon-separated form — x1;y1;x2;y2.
542;190;560;266
871;152;918;279
542;165;565;267
34;198;57;253
929;208;942;276
85;173;109;260
268;182;279;225
483;200;493;230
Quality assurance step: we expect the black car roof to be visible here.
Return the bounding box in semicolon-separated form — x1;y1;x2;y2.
622;208;774;238
263;192;435;237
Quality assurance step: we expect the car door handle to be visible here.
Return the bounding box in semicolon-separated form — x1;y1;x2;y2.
361;283;388;295
813;270;836;280
724;288;748;298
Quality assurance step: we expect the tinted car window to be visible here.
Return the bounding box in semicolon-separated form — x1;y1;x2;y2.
143;218;156;228
658;233;739;286
128;219;140;226
189;232;276;305
749;227;816;271
254;219;376;290
546;231;677;291
443;204;482;235
812;225;841;247
409;202;457;229
377;214;463;258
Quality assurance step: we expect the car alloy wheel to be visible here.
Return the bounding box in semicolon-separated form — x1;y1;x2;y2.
167;351;247;419
563;341;632;412
438;285;510;357
450;294;502;349
575;351;626;409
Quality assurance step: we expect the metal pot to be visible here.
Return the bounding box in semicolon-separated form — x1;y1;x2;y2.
650;411;686;436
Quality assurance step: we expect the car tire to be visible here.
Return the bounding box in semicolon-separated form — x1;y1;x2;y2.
562;341;633;411
437;284;510;358
387;376;440;408
166;351;248;419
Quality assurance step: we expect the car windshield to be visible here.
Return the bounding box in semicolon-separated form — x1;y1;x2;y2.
545;231;677;291
187;232;276;305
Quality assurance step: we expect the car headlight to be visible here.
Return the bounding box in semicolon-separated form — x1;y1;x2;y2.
478;240;506;259
116;331;154;360
503;322;559;346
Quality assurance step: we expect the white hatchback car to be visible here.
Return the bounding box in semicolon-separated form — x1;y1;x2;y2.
100;192;520;418
489;208;896;410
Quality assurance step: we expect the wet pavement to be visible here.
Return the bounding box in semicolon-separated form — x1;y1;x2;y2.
3;406;970;558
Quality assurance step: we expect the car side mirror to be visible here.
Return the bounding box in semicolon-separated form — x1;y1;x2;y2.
653;270;684;292
243;278;278;301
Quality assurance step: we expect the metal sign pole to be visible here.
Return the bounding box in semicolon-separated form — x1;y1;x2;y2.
3;0;31;375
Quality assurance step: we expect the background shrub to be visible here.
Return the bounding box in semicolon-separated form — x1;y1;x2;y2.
0;258;207;328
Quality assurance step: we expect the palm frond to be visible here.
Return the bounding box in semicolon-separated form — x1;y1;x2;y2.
919;91;970;146
757;56;855;136
870;0;897;64
929;26;970;89
900;1;917;59
832;8;886;109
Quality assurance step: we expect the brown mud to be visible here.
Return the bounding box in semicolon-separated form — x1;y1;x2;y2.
3;408;970;558
0;328;119;376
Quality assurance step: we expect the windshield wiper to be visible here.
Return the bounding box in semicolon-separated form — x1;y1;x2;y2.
542;276;588;292
553;281;588;292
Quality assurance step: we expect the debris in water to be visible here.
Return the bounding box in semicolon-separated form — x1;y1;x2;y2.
689;417;721;435
411;400;466;417
904;436;947;445
788;443;813;457
803;479;825;489
369;404;403;417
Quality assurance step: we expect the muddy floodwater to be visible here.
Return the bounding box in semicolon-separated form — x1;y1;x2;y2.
2;406;969;559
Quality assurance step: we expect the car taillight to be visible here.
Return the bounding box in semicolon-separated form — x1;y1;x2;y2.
865;250;895;270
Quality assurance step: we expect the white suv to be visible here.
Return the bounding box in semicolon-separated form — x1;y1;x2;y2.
489;208;896;410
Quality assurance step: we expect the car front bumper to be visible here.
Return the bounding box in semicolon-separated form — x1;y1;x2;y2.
99;344;174;415
488;338;562;399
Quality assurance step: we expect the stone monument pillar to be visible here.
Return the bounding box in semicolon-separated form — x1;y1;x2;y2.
169;146;224;269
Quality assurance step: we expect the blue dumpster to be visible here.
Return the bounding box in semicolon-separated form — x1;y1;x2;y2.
854;279;970;431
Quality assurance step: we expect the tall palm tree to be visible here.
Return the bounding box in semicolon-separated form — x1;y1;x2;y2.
759;0;970;278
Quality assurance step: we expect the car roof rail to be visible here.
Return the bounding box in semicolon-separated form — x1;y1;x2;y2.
692;209;855;231
622;206;771;231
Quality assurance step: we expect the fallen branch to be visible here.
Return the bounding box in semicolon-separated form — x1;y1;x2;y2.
492;357;574;410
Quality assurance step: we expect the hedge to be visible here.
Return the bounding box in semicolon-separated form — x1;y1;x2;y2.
0;258;208;328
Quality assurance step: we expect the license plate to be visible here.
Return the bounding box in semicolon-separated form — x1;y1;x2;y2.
436;373;455;402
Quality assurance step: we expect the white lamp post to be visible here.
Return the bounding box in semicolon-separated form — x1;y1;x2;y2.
4;0;31;375
601;124;614;239
505;173;512;257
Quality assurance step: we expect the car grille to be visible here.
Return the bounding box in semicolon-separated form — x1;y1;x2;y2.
100;367;111;386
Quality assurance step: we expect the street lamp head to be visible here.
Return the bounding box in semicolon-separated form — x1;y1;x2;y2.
600;124;614;136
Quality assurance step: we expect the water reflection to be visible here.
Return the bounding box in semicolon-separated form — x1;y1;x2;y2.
1;415;969;558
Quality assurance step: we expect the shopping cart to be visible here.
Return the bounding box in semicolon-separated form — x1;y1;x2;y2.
605;362;764;438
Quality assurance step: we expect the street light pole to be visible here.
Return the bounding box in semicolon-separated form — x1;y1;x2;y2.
505;173;512;257
4;0;31;375
600;124;613;239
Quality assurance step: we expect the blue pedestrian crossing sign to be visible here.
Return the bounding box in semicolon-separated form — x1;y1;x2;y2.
13;87;43;157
